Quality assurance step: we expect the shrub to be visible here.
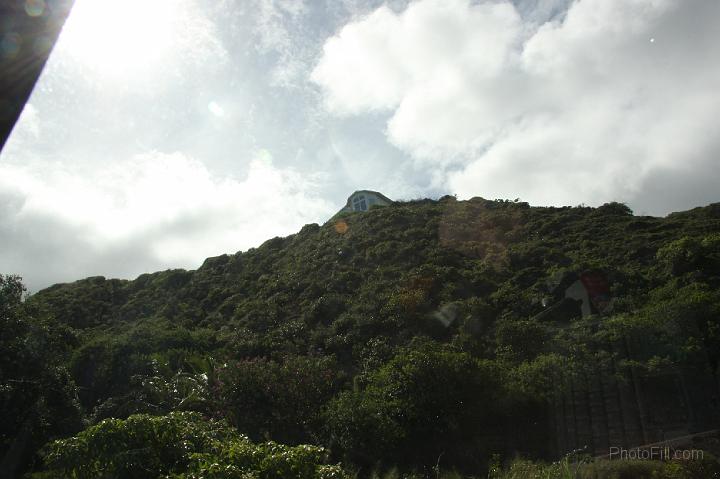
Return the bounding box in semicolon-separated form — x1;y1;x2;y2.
324;341;503;470
214;354;341;444
38;412;349;479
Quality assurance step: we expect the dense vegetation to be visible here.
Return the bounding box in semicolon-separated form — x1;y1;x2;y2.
2;196;720;477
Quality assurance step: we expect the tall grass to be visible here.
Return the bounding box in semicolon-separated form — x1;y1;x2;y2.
488;456;578;479
358;453;718;479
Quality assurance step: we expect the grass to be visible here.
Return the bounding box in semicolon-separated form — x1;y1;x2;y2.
355;450;720;479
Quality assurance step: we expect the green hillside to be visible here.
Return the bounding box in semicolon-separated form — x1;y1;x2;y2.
2;197;720;477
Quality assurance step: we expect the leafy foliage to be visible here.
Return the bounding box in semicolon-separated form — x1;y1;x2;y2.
3;197;720;476
214;354;341;444
324;341;504;470
38;412;347;479
0;274;82;476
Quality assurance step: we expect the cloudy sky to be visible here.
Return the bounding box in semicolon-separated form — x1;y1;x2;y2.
1;0;718;291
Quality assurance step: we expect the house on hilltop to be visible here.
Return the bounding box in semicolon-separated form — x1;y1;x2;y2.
338;190;393;214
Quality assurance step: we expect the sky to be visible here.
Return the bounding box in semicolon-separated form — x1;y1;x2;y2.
1;0;719;291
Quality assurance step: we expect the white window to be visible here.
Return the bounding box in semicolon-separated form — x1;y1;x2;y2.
352;195;367;211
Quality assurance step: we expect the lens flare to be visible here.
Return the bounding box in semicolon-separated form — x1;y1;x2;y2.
24;0;45;17
334;220;348;234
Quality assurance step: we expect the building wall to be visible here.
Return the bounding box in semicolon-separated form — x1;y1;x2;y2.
339;191;392;214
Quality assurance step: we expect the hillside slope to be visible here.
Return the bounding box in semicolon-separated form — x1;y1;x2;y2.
5;197;720;475
34;198;720;335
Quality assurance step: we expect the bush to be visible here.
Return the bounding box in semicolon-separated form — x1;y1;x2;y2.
37;412;349;479
324;341;503;470
214;354;341;444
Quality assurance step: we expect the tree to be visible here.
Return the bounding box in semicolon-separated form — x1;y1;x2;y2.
324;341;504;472
0;275;82;476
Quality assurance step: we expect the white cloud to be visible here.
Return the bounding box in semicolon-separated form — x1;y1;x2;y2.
512;0;573;24
246;0;317;89
312;0;720;212
257;0;309;49
1;103;41;160
14;103;40;140
0;151;334;289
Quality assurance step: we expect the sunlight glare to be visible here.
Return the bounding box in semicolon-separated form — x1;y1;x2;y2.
59;0;177;76
208;101;225;117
